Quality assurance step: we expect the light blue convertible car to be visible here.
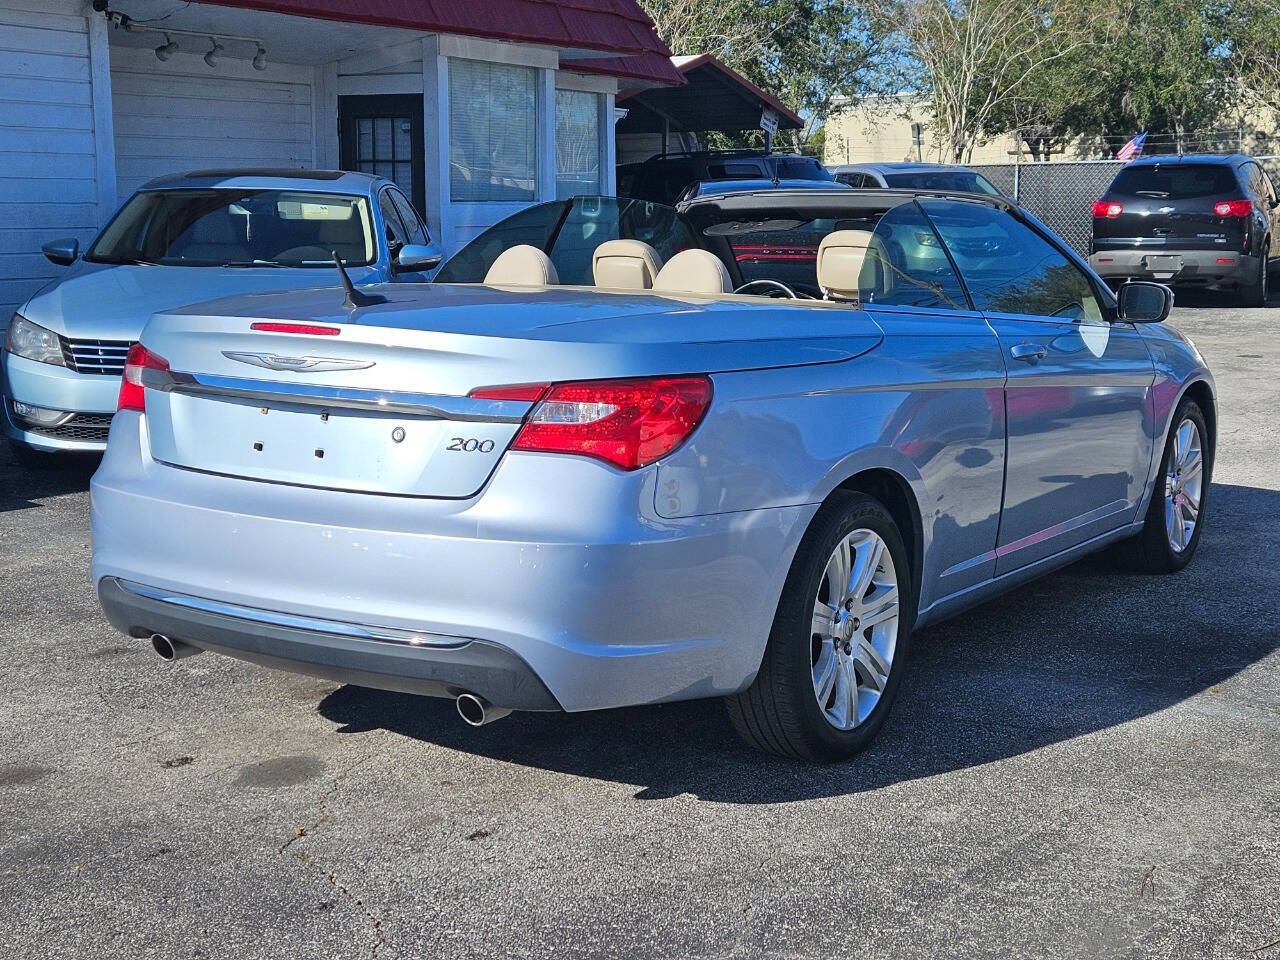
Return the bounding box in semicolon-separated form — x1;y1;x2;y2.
90;189;1214;760
2;169;441;466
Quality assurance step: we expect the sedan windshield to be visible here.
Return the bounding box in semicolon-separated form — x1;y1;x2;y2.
87;189;376;267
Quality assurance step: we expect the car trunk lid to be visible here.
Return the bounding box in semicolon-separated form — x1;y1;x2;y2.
137;283;883;498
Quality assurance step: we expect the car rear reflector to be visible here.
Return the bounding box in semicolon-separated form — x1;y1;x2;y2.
1213;199;1252;218
250;322;341;336
468;383;550;402
1092;201;1123;219
117;343;169;413
510;375;712;470
1216;257;1236;264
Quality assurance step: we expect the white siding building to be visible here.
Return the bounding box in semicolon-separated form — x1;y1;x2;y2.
0;0;680;320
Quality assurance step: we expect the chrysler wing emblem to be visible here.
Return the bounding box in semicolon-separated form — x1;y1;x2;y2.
222;351;375;373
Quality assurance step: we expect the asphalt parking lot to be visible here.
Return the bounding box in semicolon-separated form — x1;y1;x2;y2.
1;295;1277;960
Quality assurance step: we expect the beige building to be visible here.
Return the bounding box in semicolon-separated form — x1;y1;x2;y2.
824;95;1280;169
823;97;1016;167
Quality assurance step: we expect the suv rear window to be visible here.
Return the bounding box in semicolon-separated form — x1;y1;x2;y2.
771;157;834;181
1108;164;1239;199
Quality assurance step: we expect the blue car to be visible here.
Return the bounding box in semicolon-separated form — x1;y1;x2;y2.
91;189;1213;760
2;169;441;465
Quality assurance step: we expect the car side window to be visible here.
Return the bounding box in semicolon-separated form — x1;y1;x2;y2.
389;189;429;245
378;191;411;252
836;173;866;188
920;200;1104;323
861;201;968;310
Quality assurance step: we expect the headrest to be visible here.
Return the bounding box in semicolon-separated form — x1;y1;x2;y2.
653;248;732;296
484;244;559;287
318;217;360;243
592;239;663;290
816;229;875;301
191;214;237;244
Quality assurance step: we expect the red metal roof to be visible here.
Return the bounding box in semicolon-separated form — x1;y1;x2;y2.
192;0;684;85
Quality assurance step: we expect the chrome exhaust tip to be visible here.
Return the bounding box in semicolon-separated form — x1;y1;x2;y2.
456;693;512;727
150;633;202;662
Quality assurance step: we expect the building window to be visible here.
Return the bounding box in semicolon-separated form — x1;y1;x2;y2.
555;89;601;199
449;60;537;203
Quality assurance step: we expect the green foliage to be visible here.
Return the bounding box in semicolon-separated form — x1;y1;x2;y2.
640;0;884;133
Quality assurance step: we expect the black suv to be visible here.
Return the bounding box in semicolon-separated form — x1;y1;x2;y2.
617;150;834;206
1089;154;1279;306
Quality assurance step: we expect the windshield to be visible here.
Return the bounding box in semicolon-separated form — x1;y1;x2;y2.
1107;163;1238;199
87;189;376;267
435;197;696;285
883;170;1001;196
771;157;835;182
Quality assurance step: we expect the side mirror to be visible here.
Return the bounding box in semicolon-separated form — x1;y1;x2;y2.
395;243;443;272
1117;281;1172;323
42;238;79;266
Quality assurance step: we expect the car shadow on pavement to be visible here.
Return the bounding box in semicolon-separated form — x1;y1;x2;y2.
318;482;1279;803
314;481;1274;803
0;441;99;513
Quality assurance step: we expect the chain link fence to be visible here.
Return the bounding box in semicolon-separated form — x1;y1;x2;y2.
969;156;1280;256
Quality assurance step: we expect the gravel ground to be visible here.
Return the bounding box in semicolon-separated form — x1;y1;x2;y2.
1;296;1277;959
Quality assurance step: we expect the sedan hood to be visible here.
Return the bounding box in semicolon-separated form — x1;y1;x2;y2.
16;261;378;340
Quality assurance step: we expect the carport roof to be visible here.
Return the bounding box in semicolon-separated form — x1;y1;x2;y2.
614;54;803;133
190;0;685;85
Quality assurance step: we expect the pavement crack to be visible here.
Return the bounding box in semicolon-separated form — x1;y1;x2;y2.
278;755;372;855
276;756;386;957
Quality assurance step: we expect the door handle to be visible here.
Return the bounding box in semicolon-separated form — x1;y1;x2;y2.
1009;343;1048;364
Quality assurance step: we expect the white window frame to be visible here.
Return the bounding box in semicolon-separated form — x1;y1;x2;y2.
555;72;617;197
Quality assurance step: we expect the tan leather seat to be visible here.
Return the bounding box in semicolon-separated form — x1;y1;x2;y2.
653;249;732;296
816;229;876;301
591;239;663;290
484;245;559;286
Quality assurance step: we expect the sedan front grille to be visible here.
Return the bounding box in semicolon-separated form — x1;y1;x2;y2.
26;413;114;444
61;337;134;376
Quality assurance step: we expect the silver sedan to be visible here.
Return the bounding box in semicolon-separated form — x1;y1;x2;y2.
91;189;1214;760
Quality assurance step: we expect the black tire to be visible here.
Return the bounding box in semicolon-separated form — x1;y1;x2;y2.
1110;398;1212;573
1239;244;1268;307
726;491;917;761
7;441;62;471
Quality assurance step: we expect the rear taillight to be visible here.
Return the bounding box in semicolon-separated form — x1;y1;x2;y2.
117;343;169;413
1213;199;1252;218
1092;200;1123;219
506;375;712;470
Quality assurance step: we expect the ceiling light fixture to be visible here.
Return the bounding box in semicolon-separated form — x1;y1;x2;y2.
204;37;223;68
154;33;178;61
252;44;268;71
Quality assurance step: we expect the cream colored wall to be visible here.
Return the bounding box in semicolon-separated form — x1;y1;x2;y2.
825;97;1280;168
823;99;1014;166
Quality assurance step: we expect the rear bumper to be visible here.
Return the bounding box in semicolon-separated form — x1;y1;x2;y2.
1;351;118;452
1088;249;1258;286
98;577;561;710
91;413;812;712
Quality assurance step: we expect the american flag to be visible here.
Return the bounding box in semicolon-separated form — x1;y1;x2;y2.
1116;132;1147;162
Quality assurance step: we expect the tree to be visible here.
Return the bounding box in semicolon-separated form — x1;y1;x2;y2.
988;0;1239;157
869;0;1107;163
640;0;886;145
1224;0;1280;125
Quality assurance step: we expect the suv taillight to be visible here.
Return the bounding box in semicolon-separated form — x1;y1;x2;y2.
117;343;169;413
1092;200;1123;219
473;376;712;470
1213;199;1252;218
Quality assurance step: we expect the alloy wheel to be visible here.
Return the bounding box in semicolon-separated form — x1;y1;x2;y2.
810;528;901;731
1165;418;1204;553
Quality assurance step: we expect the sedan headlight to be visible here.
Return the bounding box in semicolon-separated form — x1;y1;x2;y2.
4;314;65;367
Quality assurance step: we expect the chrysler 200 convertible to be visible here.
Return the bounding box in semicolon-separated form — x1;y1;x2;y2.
90;189;1214;760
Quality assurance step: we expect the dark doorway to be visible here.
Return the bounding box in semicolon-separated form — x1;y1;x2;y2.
338;95;425;215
